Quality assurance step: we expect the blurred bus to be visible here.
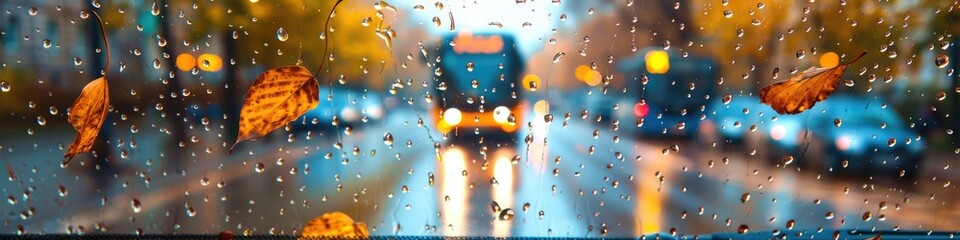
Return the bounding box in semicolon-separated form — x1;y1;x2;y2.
616;49;719;138
433;32;524;139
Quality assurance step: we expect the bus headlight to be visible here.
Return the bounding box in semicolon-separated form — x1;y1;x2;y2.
493;106;511;124
444;108;463;126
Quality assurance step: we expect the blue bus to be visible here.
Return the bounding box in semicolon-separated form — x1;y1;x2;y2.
433;32;525;138
616;49;719;138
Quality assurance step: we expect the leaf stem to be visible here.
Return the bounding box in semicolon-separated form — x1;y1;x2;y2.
312;0;345;79
90;10;110;78
844;51;868;65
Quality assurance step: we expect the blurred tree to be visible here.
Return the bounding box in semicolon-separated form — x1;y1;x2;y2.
692;0;795;92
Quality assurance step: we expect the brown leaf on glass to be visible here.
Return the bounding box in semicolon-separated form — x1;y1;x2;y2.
229;66;319;154
64;77;110;162
299;211;369;238
760;51;867;114
63;10;111;164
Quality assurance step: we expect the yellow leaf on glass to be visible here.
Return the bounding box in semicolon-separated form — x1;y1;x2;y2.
230;66;319;153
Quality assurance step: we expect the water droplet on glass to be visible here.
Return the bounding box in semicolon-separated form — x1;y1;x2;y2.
552;52;565;63
361;17;372;27
737;224;749;234
373;1;397;12
131;199;142;213
937;92;947;101
498;208;515;221
0;82;10;92
28;7;38;16
276;27;289;42
936;54;950;68
723;10;733;18
42;39;52;48
151;1;160;16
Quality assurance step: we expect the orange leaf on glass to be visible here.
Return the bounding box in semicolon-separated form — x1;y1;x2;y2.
229;0;344;154
760;51;867;114
63;10;111;164
229;66;319;153
64;77;110;162
300;211;369;238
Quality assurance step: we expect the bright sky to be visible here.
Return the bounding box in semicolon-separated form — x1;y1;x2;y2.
397;0;591;56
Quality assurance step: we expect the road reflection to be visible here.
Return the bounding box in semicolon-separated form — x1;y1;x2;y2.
439;148;468;236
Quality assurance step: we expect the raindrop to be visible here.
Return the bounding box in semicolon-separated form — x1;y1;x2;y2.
552;52;565;63
42;39;52;48
936;54;950;68
373;1;397;12
937;92;946;101
276;27;289;42
28;7;38;16
151;1;160;16
723;10;733;18
383;133;394;146
737;224;749;234
498;208;515;221
1;82;10;92
490;201;501;212
722;94;733;104
131;199;142;213
834;118;842;127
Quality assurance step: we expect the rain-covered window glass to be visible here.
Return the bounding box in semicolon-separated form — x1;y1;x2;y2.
1;0;959;239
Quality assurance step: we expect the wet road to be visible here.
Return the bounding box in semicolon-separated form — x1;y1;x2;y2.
3;108;959;237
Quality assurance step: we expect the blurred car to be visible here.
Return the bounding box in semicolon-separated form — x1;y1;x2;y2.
701;95;763;146
291;87;384;132
758;95;924;178
805;95;925;178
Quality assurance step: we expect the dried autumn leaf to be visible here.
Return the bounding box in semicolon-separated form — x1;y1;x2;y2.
64;77;110;162
230;66;319;153
300;211;369;238
64;10;111;164
760;51;867;114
